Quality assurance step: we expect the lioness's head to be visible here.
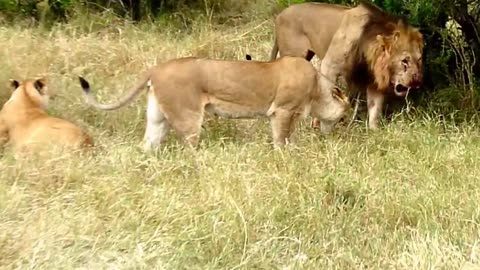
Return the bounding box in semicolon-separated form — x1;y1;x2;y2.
314;86;350;134
369;21;424;97
7;78;51;109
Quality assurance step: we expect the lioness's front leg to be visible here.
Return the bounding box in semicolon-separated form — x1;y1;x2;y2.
270;109;297;147
367;86;385;129
170;113;203;148
310;117;321;130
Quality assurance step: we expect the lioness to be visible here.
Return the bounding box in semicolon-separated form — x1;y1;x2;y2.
78;56;349;150
0;78;93;154
271;0;424;129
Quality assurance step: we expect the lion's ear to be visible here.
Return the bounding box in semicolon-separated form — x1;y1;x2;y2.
376;34;385;45
377;34;395;54
392;31;400;43
376;35;388;51
9;79;19;90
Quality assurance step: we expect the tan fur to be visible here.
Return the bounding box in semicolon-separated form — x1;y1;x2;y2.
271;0;424;129
79;56;350;150
0;78;93;154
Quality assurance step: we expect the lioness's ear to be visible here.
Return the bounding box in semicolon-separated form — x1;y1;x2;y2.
332;87;346;102
34;78;46;93
304;49;315;61
9;79;19;90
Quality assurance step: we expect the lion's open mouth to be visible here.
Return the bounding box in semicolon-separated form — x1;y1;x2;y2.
394;84;411;97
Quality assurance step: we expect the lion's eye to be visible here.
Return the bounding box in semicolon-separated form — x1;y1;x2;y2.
401;59;409;65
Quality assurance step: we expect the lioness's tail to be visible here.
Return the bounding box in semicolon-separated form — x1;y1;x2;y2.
78;71;150;111
270;38;279;61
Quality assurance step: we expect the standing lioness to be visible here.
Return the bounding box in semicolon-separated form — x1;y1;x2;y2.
0;78;93;154
79;56;349;150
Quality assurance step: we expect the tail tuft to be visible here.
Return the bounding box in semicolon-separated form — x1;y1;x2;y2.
245;54;252;61
78;77;90;93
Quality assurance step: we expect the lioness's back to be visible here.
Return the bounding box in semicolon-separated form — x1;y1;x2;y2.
207;56;317;88
157;56;316;86
275;56;317;78
23;116;93;148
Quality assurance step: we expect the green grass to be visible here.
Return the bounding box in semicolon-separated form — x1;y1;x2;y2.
1;16;480;269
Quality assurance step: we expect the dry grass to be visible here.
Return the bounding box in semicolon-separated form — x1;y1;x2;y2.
1;14;480;269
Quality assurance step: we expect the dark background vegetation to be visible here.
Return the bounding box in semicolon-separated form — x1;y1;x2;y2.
0;0;479;117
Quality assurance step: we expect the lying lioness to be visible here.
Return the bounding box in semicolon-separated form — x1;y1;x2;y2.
78;55;349;150
0;78;93;154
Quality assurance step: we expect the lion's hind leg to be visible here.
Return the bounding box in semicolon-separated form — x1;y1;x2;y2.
277;29;313;60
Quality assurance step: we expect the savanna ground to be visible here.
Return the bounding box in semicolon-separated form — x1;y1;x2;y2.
1;8;480;270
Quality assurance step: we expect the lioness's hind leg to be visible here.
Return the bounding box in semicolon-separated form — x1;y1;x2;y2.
178;124;202;147
270;109;297;147
144;119;170;151
170;112;204;148
143;91;170;151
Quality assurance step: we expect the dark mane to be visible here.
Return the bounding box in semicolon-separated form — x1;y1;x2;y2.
346;0;409;92
360;0;409;35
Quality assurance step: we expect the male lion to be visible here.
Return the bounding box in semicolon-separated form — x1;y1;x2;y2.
271;0;424;129
0;78;93;154
78;56;349;150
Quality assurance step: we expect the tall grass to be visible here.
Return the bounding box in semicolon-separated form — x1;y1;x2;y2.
1;11;480;269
